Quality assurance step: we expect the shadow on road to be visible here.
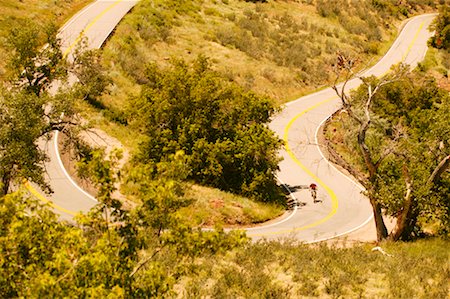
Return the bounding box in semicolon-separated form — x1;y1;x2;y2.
281;184;309;209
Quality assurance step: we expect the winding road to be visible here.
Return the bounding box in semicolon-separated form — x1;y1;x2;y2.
29;0;436;242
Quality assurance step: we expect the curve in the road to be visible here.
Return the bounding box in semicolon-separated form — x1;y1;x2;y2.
62;0;127;58
28;1;436;242
26;0;139;222
248;13;436;241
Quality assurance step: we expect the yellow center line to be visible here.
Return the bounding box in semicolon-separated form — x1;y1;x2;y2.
379;21;425;78
24;182;77;216
402;21;424;62
63;0;125;58
248;97;338;237
249;20;428;237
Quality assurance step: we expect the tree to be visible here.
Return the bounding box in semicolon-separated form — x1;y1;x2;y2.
131;56;284;202
331;53;450;241
0;85;79;196
74;147;248;296
0;191;87;297
1;147;247;297
429;4;450;50
373;77;450;239
0;19;113;196
4;20;67;96
0;17;248;297
71;38;112;105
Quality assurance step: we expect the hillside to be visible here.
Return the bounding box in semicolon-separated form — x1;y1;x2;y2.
0;2;449;297
76;0;444;226
99;0;438;107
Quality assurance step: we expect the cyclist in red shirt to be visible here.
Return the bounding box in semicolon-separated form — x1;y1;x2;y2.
309;183;318;202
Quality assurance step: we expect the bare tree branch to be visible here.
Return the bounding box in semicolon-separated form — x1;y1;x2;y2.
129;245;167;278
390;164;414;241
427;155;450;185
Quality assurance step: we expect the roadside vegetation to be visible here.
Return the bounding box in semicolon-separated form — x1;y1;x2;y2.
75;55;287;224
179;184;285;227
326;67;449;241
100;0;438;104
2;191;448;297
178;237;449;298
323;4;450;241
0;1;447;229
127;56;284;202
422;4;450;90
0;0;92;77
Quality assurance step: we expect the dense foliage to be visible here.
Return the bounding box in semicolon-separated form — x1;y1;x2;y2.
2;189;448;297
318;0;439;19
328;69;450;240
0;18;113;197
130;56;284;202
370;75;450;237
0;20;76;196
0;148;247;297
429;4;450;50
0;0;91;76
0;189;247;297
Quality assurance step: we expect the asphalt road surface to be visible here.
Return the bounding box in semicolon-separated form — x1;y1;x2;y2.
28;1;436;241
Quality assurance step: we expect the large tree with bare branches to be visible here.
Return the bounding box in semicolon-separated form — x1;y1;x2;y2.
330;53;450;241
0;19;108;196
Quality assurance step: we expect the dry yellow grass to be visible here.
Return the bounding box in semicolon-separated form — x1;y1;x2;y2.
101;0;414;105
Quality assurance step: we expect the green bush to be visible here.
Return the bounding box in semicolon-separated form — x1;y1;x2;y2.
131;56;284;202
429;5;450;50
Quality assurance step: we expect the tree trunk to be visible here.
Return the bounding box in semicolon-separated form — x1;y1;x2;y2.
389;170;414;241
369;196;388;241
358;121;378;177
1;171;11;196
390;155;450;240
399;209;420;240
359;121;388;241
427;155;450;185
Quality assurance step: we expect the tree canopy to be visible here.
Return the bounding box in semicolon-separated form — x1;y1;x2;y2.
429;4;450;50
1;148;247;297
0;19;113;197
0;20;77;196
131;56;284;202
331;57;450;240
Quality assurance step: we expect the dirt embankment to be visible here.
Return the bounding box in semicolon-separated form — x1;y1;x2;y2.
58;128;135;209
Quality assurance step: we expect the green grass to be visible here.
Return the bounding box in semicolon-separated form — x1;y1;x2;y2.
120;179;284;227
418;47;450;90
323;111;368;177
0;0;92;28
178;237;450;298
177;185;285;227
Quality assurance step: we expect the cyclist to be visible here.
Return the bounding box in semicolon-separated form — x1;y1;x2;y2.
309;183;318;202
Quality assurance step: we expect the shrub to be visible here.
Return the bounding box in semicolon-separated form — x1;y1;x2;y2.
429;5;450;50
131;56;284;202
